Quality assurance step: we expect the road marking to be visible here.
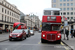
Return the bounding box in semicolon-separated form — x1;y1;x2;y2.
61;42;69;50
5;48;7;50
38;40;41;44
61;42;64;45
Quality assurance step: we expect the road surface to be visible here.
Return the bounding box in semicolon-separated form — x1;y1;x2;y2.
0;31;67;50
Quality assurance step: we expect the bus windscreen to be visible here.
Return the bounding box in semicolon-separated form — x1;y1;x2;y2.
42;23;51;31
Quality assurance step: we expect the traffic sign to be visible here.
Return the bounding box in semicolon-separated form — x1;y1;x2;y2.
40;25;42;27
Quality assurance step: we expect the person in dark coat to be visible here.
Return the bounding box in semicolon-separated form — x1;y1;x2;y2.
71;28;73;38
73;29;75;37
65;29;69;40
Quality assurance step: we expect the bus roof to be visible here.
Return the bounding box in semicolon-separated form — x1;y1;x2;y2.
44;8;61;11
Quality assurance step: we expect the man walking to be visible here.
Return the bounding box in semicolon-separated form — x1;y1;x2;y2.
65;28;69;40
73;29;75;37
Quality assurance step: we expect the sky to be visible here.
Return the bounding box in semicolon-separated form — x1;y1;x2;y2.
7;0;52;20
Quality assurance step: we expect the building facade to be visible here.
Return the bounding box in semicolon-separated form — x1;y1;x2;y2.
25;14;40;29
0;0;20;31
30;15;40;29
25;15;32;29
20;12;26;23
52;0;75;23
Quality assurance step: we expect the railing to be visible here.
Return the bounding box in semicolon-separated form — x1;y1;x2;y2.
0;20;14;24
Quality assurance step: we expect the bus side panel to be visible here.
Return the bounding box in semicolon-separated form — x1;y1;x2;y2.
42;16;47;22
17;25;21;29
56;16;61;23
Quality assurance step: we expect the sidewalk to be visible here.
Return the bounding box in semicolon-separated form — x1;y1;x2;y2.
0;33;9;42
61;34;75;50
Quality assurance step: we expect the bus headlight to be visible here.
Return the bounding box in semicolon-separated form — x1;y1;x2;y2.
43;34;45;37
58;35;60;38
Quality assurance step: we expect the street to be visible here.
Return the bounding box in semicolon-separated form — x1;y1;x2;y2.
0;31;67;50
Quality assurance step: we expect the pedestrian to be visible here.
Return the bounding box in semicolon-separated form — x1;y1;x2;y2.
10;28;13;32
0;27;2;34
70;28;73;38
73;29;75;37
65;28;69;40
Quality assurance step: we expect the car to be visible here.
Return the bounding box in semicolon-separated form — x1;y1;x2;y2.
24;29;31;37
9;29;26;41
0;27;2;34
30;30;34;35
39;29;41;33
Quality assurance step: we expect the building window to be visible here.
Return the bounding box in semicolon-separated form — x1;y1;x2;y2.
2;8;4;12
61;13;62;15
71;17;73;19
8;11;9;14
67;0;69;1
63;0;66;1
53;4;56;7
12;13;13;16
5;16;6;21
71;8;73;10
67;12;69;15
71;12;73;15
71;3;73;6
60;8;62;11
53;0;56;2
8;5;9;7
63;8;66;11
60;0;62;2
67;17;69;19
8;17;9;22
2;14;3;21
5;3;6;6
74;12;75;15
63;3;66;6
10;17;11;22
67;8;69;10
71;0;73;1
2;1;3;4
63;12;66;15
74;8;75;10
60;3;62;6
12;18;13;22
10;12;11;15
67;3;69;6
5;9;6;14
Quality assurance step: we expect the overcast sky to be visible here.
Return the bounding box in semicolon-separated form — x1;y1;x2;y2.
7;0;52;20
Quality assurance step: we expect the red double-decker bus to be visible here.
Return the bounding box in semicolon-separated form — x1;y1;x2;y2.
13;22;27;30
41;8;61;44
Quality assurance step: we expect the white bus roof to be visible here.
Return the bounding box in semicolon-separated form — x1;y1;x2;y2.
44;8;61;11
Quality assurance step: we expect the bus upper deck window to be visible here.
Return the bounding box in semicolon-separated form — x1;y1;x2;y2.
53;11;60;15
44;11;51;15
